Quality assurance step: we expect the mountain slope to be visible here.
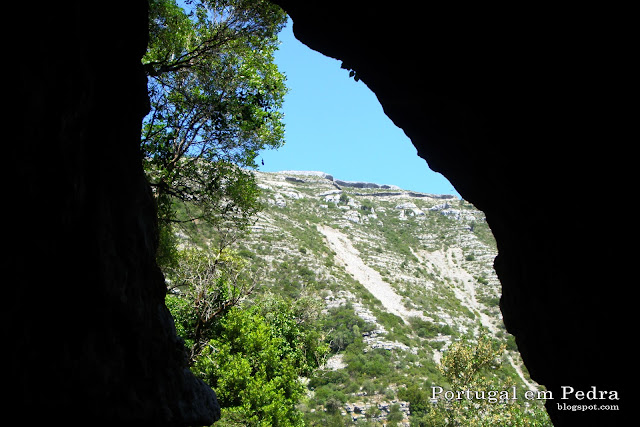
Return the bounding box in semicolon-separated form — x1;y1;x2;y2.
218;170;541;423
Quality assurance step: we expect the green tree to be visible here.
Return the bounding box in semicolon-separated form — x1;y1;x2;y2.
189;295;329;425
142;0;287;256
321;304;374;353
411;334;551;426
165;249;329;424
165;247;255;360
387;403;405;424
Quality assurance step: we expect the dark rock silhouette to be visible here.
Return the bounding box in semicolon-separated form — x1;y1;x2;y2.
6;1;218;425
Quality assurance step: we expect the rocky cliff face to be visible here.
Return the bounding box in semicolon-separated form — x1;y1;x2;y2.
252;170;503;331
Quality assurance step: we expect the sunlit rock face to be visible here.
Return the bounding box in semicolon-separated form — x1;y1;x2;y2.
6;1;219;425
272;1;632;425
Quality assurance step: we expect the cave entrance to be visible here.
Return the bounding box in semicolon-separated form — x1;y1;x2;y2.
152;5;546;422
254;16;543;405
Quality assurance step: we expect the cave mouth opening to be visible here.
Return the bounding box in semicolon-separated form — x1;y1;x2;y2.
151;4;546;423
252;15;543;400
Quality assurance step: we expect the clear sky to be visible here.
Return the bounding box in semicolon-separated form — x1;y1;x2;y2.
258;19;459;197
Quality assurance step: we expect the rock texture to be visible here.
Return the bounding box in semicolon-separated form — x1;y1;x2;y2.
6;1;219;425
272;1;632;425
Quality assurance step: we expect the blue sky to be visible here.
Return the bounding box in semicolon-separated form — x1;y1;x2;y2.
258;19;458;197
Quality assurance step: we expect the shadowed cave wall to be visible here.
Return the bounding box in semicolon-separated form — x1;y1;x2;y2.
6;1;219;425
5;0;631;425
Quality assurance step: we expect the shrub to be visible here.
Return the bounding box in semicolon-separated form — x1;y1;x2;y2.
387;404;404;423
322;304;374;353
184;295;328;425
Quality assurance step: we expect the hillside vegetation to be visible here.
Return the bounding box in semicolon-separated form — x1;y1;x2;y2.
171;170;550;426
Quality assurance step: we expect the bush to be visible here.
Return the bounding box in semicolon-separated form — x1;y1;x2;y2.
387;404;404;423
322;304;374;353
344;348;392;377
409;317;454;338
325;397;342;414
184;295;328;425
397;384;430;418
424;334;552;426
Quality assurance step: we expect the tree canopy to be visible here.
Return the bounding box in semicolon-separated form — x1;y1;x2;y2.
170;292;328;426
142;0;287;242
403;333;552;426
141;3;330;424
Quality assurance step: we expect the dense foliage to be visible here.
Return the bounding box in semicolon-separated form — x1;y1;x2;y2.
165;247;255;359
142;0;287;245
170;290;328;425
141;1;324;424
404;334;552;426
